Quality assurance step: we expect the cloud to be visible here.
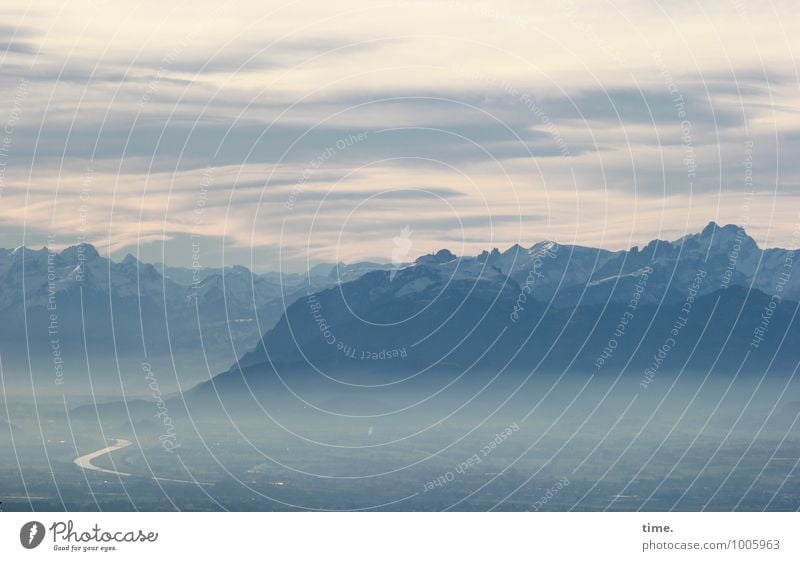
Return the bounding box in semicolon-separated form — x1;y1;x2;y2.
533;87;742;128
1;1;799;270
6;110;579;171
0;22;40;56
0;41;36;55
128;36;396;75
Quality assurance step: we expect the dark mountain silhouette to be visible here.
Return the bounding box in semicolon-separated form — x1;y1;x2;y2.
0;244;391;394
188;223;800;408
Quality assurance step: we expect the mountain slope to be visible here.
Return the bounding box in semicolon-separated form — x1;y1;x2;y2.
0;244;390;394
194;227;800;405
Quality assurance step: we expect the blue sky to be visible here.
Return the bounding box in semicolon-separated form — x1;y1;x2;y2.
0;0;798;271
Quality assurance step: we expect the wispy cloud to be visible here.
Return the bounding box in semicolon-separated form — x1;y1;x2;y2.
1;0;798;269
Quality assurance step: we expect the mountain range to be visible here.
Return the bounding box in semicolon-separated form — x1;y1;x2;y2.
189;221;800;411
0;243;389;395
3;221;798;402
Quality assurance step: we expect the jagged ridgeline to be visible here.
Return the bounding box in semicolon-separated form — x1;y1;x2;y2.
199;221;799;405
2;222;798;399
0;243;388;395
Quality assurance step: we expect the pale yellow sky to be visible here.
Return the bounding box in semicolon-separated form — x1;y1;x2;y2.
1;0;798;269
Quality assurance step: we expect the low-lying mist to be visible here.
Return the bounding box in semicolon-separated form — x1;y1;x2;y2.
3;371;798;511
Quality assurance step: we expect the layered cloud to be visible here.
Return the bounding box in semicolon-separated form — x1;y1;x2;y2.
0;0;798;270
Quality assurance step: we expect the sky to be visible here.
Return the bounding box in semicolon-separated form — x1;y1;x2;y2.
0;0;798;272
